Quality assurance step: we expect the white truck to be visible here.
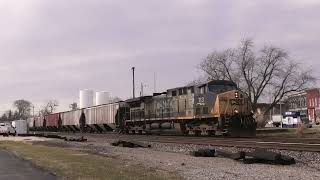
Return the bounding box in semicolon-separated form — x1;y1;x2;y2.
0;122;16;136
12;120;28;135
272;115;282;127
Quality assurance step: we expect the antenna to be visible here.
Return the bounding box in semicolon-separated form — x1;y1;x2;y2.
154;72;157;93
132;67;135;98
140;83;147;97
140;82;143;97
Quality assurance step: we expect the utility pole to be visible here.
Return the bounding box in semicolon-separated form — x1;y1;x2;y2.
132;67;135;98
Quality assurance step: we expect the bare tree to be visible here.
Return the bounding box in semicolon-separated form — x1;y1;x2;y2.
39;108;50;117
47;100;59;113
69;102;78;110
199;39;315;119
13;99;32;119
0;113;8;122
40;100;59;116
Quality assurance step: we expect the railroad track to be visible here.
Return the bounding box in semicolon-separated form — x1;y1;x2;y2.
31;132;320;152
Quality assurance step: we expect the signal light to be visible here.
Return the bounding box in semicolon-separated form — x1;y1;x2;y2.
235;92;239;98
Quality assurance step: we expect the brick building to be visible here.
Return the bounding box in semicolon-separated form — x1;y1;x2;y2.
306;88;320;124
286;89;320;124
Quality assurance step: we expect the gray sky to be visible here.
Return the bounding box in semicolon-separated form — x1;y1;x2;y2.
0;0;319;113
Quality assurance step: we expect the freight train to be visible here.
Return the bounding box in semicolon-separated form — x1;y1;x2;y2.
28;80;256;137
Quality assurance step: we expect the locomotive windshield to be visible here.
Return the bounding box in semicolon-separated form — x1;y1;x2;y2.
206;80;237;93
208;84;237;93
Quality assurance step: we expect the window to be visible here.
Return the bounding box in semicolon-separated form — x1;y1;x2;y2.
190;87;194;93
178;89;183;95
183;88;187;95
200;86;206;94
172;90;177;96
313;98;316;107
183;88;188;94
209;84;236;93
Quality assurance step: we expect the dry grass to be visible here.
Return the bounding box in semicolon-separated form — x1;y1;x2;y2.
0;141;181;180
296;123;307;138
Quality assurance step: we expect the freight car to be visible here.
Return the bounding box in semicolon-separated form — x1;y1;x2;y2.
28;116;44;131
28;101;129;133
28;80;256;137
125;80;256;137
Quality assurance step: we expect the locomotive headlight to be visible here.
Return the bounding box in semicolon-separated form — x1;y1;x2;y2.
234;109;239;113
235;92;239;98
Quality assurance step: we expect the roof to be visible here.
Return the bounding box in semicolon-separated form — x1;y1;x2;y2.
205;80;237;87
167;80;237;91
125;96;153;103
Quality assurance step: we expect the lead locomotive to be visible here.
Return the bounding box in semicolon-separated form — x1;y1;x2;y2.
125;80;256;137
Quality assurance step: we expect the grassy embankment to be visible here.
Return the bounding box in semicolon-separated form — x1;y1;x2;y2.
0;141;181;180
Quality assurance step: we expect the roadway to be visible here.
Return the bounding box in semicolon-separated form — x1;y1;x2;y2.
0;150;56;180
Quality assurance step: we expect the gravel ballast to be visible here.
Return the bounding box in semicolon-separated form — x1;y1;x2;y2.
35;134;320;180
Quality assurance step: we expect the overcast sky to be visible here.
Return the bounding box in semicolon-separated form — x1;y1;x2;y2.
0;0;319;113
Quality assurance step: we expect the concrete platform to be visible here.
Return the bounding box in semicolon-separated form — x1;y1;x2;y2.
0;150;56;180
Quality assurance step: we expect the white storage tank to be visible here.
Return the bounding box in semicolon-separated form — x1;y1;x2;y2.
96;91;110;105
80;89;94;108
12;120;28;135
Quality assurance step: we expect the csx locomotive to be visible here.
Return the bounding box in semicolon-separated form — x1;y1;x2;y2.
28;80;256;137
